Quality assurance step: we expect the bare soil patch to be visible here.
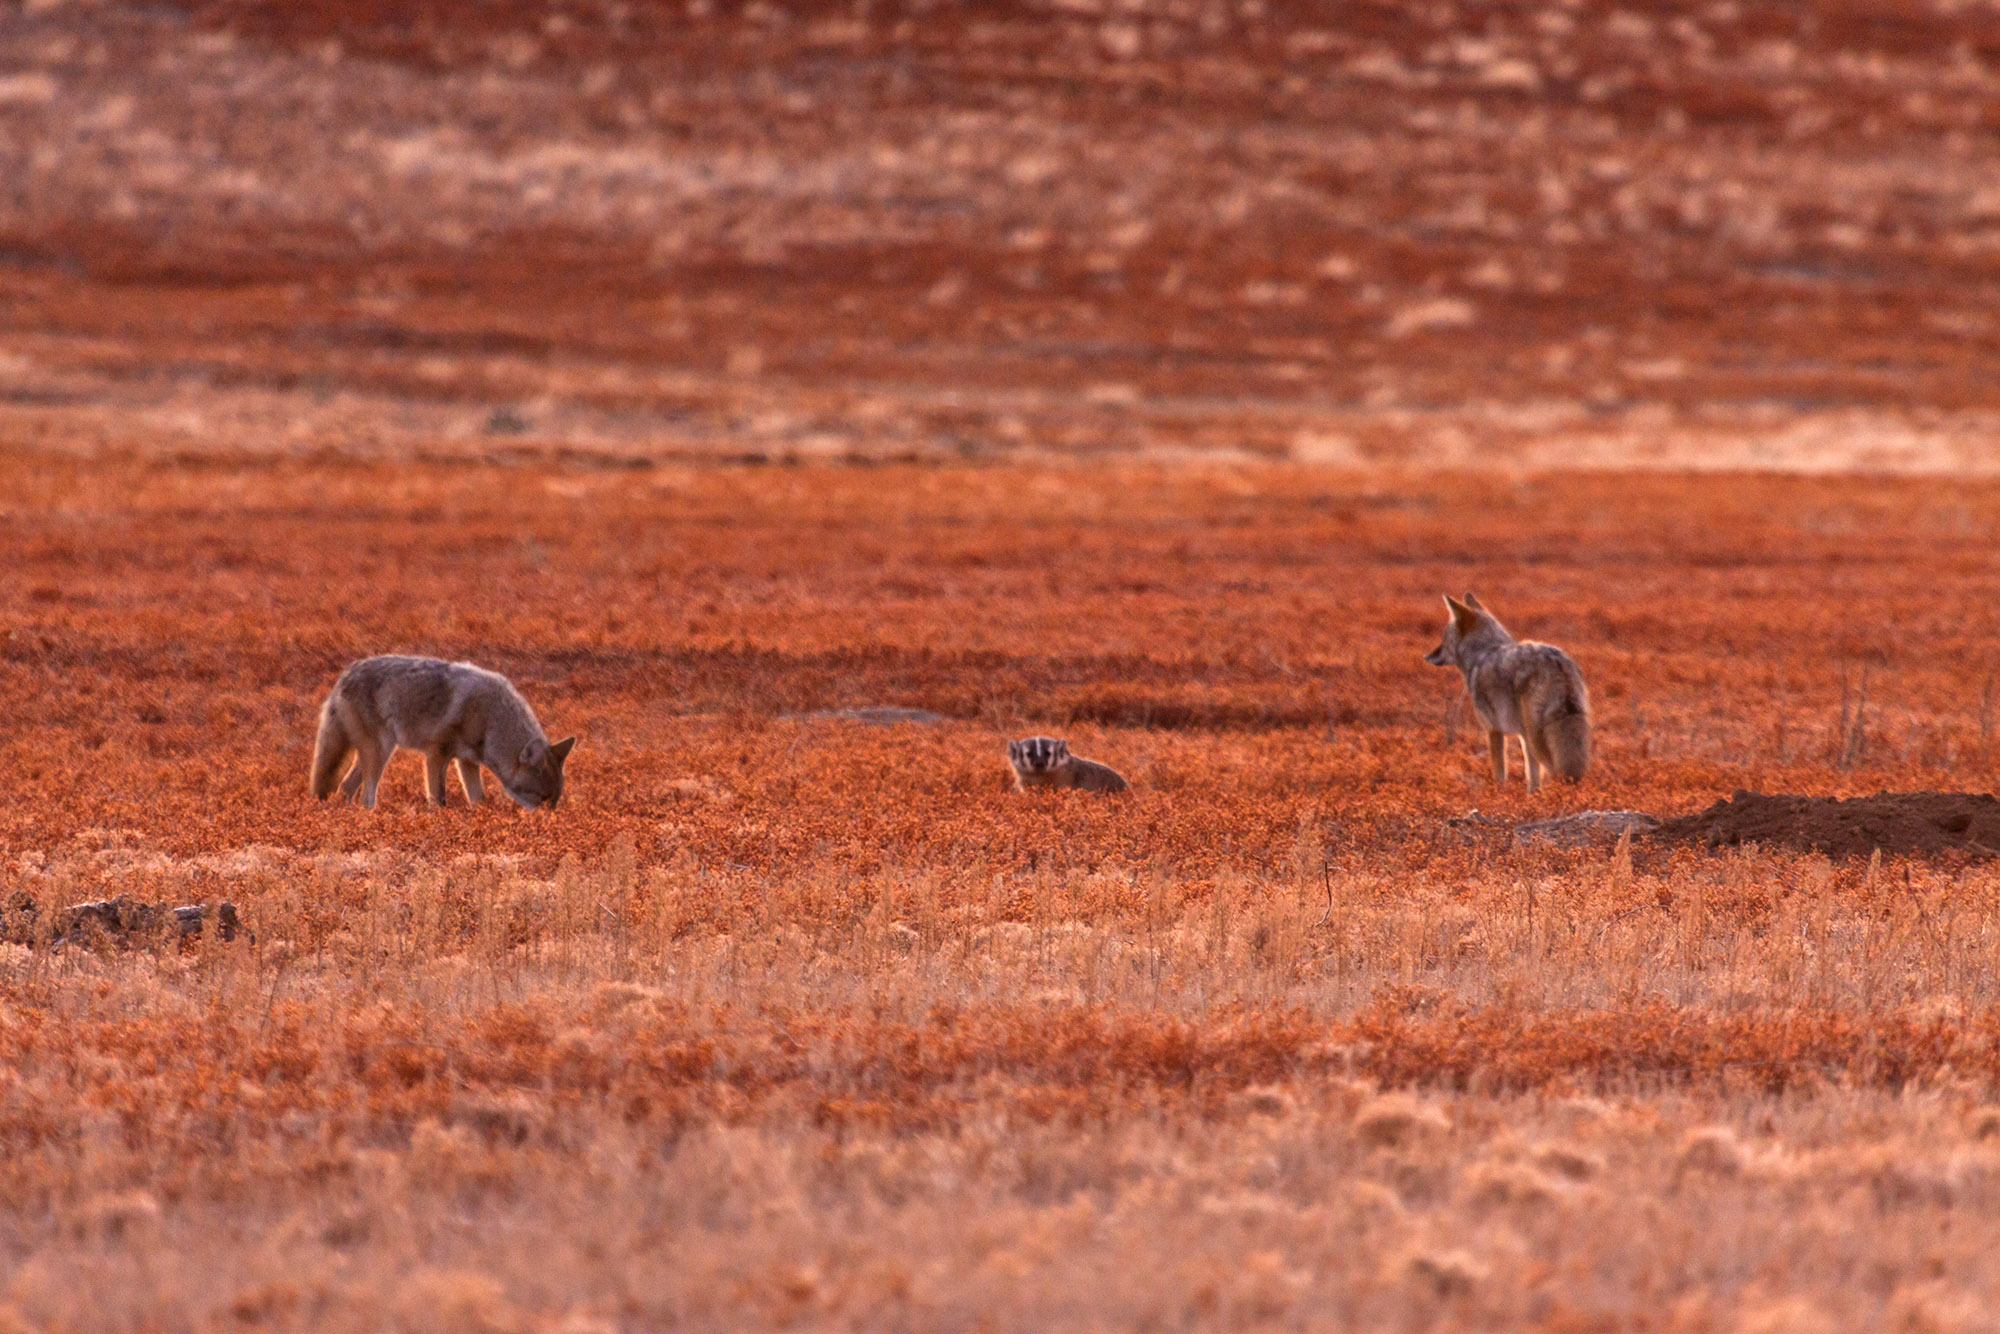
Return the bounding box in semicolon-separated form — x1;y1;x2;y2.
1653;791;2000;860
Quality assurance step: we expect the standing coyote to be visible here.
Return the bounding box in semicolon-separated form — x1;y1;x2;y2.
1424;594;1590;792
1007;737;1130;794
310;656;576;810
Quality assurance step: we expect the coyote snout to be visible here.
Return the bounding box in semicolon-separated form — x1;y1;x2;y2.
1425;593;1590;793
311;655;577;810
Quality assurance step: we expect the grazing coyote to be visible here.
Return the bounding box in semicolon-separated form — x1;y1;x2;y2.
310;656;576;810
1007;737;1129;794
1424;594;1590;792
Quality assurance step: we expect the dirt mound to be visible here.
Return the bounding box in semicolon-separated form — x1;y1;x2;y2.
1653;791;2000;860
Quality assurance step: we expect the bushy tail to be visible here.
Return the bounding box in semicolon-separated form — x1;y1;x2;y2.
1526;653;1591;783
1542;706;1591;782
309;699;351;800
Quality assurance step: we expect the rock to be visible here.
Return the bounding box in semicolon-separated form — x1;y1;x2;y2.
790;706;947;726
1513;810;1661;848
3;895;244;947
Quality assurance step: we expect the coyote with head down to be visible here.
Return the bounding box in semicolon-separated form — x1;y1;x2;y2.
311;655;576;810
1424;593;1590;793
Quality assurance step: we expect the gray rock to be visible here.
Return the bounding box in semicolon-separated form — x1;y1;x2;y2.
789;706;948;726
1512;810;1660;848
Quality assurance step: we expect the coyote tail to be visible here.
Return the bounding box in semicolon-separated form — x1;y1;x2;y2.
309;699;352;799
1543;702;1591;782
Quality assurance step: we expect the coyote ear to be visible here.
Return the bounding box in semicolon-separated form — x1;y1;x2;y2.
549;736;577;766
1462;592;1484;610
1444;595;1481;631
519;741;543;767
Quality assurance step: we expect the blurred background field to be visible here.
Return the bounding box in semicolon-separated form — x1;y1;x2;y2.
9;3;2000;1330
8;0;2000;469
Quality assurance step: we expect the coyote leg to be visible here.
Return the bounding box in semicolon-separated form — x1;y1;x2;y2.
1487;730;1507;784
456;759;487;806
1524;727;1555;794
425;752;451;806
1522;736;1544;793
354;740;388;810
339;759;364;803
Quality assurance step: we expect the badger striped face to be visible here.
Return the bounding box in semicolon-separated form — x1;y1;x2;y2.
1008;736;1071;774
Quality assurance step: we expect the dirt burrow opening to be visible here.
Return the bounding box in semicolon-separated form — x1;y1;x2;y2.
1650;790;2000;860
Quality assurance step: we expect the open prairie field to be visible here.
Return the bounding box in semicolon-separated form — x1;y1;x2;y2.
11;457;2000;1330
12;1;2000;1331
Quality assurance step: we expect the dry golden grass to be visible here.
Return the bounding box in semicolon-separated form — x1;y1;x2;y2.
6;454;2000;1328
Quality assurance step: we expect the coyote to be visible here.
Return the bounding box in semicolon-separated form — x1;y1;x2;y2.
1424;594;1590;792
310;656;576;810
1007;737;1129;794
